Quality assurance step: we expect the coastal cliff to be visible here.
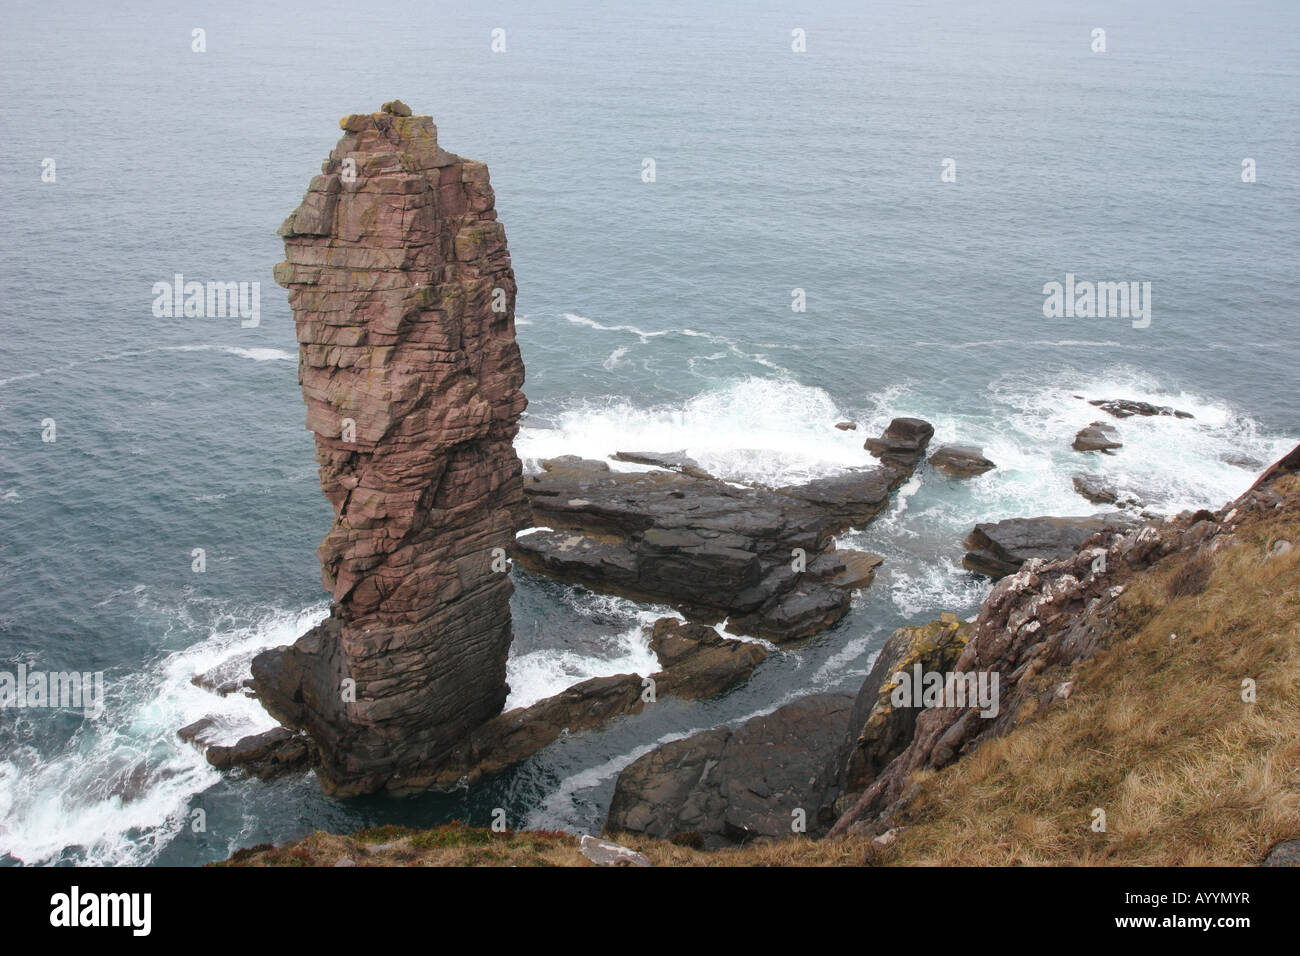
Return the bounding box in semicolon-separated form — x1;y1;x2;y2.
250;102;528;796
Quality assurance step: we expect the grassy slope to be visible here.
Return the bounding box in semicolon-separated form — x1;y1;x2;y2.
222;476;1300;866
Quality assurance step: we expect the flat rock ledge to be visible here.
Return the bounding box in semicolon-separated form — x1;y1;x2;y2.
513;417;928;642
604;692;856;849
963;513;1138;579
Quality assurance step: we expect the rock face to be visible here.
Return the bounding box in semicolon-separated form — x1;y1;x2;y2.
515;419;926;641
929;444;995;477
1073;422;1123;453
963;513;1136;578
829;444;1300;839
835;615;972;801
250;104;529;796
604;693;855;847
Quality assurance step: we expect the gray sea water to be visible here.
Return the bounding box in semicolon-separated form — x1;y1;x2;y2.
0;0;1296;865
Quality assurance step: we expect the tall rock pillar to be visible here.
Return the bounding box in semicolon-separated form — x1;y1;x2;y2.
252;102;528;796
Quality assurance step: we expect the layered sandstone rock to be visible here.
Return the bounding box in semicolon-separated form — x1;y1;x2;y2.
250;103;528;796
514;417;928;642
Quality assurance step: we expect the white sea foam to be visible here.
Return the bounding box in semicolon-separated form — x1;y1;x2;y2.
0;602;327;866
516;376;890;486
505;596;671;710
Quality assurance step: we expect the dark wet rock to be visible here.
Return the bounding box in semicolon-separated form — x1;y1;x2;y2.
647;618;767;700
1071;474;1144;509
515;420;926;641
963;514;1137;579
206;727;317;779
863;417;935;466
1088;398;1193;420
411;620;767;789
834;421;857;431
177;717;220;746
612;450;711;479
424;674;647;790
1072;473;1120;504
929;445;995;477
776;470;902;530
604;692;855;847
1073;422;1123;453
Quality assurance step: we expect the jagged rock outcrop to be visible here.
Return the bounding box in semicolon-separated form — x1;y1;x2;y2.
962;513;1137;578
513;418;927;641
829;443;1300;838
249;104;528;796
835;615;972;802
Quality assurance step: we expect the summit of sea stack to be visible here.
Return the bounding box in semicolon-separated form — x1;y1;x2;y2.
251;104;528;796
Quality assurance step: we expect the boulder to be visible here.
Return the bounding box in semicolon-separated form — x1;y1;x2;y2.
604;693;855;847
1072;422;1123;453
929;444;995;477
647;618;767;699
579;835;651;867
1263;841;1300;866
864;417;935;465
963;514;1137;578
206;727;317;779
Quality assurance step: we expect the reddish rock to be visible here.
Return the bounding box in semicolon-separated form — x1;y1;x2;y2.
251;106;528;796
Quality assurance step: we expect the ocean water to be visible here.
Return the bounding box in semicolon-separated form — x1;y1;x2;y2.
0;0;1296;865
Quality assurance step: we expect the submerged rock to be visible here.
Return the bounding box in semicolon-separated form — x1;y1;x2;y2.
929;444;996;477
1088;398;1193;420
1072;422;1123;453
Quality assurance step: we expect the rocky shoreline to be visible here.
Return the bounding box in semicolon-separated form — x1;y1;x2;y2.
177;105;1298;867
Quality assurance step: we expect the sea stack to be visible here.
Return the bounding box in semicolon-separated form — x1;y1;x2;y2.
251;102;528;796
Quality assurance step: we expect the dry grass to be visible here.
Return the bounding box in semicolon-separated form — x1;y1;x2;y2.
872;484;1300;866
